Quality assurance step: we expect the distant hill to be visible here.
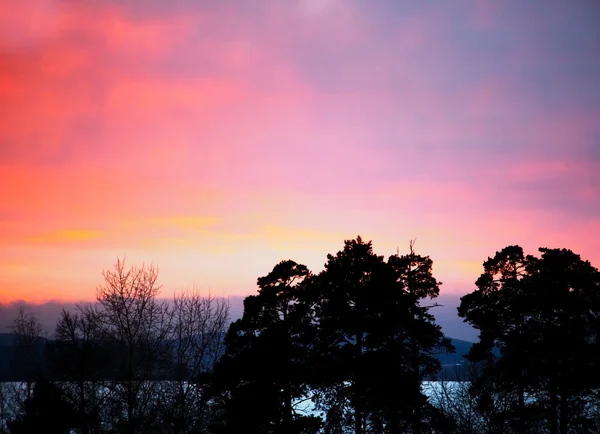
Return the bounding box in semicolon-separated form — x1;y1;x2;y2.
0;333;16;347
0;333;17;381
0;334;476;382
437;338;473;366
432;338;475;381
0;333;49;381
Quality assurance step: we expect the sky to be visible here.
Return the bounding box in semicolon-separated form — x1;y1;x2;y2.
1;0;599;308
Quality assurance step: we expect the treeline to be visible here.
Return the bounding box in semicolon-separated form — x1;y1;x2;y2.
1;237;599;434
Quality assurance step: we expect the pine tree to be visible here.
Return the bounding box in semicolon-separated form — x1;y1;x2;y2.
213;260;320;434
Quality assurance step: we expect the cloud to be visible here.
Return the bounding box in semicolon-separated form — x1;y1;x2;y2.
0;0;598;307
25;229;103;244
0;300;81;334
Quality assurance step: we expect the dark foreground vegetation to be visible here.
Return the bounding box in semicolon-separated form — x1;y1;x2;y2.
1;236;599;434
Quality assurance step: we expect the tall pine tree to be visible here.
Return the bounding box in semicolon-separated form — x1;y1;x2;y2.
213;260;320;434
459;246;600;434
309;236;452;434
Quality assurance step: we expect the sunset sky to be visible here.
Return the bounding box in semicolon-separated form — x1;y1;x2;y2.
1;0;599;304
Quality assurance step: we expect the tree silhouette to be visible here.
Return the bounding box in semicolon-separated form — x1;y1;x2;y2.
524;248;600;434
387;240;453;433
87;257;173;434
10;241;599;433
7;377;78;434
9;308;44;399
308;236;390;434
213;260;320;433
459;246;600;434
458;245;534;434
161;289;229;434
50;309;105;434
308;236;452;433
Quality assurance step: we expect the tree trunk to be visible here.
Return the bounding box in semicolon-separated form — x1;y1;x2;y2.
354;391;363;434
284;383;293;433
411;346;422;434
355;331;363;434
517;373;525;434
389;410;399;434
283;321;294;433
78;378;88;434
408;270;421;434
128;343;135;434
559;307;571;434
549;377;558;434
128;380;134;434
559;388;568;434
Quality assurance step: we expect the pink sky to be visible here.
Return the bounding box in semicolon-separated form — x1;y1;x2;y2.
1;0;599;303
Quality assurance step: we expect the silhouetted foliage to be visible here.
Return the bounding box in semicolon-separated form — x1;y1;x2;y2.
458;246;534;433
213;237;454;434
7;376;78;434
3;240;599;434
307;236;391;434
459;246;600;434
9;308;45;398
160;289;229;434
296;236;452;433
525;248;600;434
213;260;321;433
49;308;105;434
387;240;454;434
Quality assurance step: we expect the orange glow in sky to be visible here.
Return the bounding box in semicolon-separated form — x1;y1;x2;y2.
1;0;599;304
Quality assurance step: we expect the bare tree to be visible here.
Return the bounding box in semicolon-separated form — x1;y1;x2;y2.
87;257;173;434
161;288;229;433
10;307;43;346
0;308;46;433
53;308;106;434
10;308;44;400
427;363;533;434
32;258;232;433
427;365;483;434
